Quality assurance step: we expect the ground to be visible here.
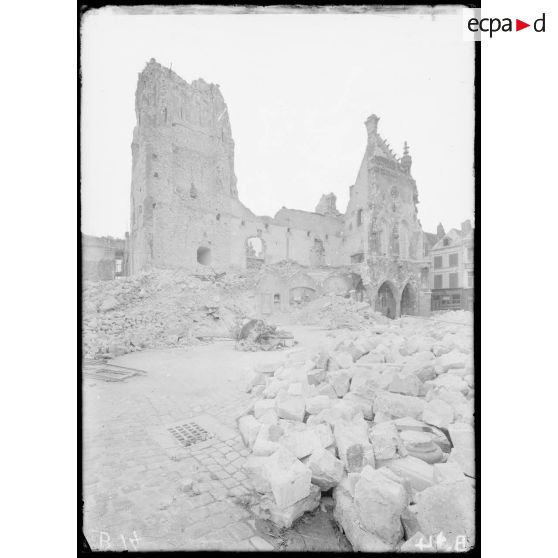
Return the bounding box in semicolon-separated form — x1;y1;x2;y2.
82;325;345;551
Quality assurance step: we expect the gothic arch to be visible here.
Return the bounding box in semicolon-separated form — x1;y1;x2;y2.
375;280;398;319
322;272;353;296
288;271;318;306
400;282;418;316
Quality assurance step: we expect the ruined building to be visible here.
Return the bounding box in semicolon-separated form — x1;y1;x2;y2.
129;59;433;317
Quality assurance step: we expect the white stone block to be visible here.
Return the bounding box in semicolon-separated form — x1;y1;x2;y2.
254;398;277;419
369;421;403;461
328;370;351;396
238;414;262;449
334;417;371;473
280;428;323;459
414;481;475;550
305;395;331;415
354;466;408;545
374;391;426;420
276;395;306;422
422;399;454;429
433;462;465;484
384;456;436;493
308;448;344;489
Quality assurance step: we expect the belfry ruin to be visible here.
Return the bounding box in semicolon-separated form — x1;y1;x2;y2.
129;59;433;317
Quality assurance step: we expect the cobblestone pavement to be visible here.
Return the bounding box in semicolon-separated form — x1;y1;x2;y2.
82;327;331;551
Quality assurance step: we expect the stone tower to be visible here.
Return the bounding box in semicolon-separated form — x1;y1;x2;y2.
129;59;239;273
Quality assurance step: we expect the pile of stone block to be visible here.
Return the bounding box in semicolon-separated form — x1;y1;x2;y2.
295;294;388;330
82;269;254;359
238;315;475;551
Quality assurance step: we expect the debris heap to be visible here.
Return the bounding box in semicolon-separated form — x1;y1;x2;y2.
236;319;296;352
82;268;256;359
294;295;388;329
238;313;475;552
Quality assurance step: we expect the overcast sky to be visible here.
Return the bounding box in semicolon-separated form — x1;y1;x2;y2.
81;7;475;238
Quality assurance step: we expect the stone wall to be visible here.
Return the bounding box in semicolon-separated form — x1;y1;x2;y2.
129;59;345;274
129;59;434;316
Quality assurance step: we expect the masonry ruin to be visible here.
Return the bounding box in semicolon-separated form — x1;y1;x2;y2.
83;58;474;552
129;59;433;319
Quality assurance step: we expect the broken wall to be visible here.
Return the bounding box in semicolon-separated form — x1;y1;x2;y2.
127;60;435;317
129;59;345;273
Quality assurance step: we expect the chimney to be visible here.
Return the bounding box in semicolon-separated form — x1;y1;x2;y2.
437;223;445;239
461;220;472;235
365;114;380;143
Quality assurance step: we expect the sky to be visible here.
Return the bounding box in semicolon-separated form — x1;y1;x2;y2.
81;7;475;238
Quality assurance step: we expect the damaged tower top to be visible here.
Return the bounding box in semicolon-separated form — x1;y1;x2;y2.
315;193;341;217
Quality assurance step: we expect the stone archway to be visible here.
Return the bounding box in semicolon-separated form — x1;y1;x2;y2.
288;271;318;307
400;282;417;316
322;273;353;296
375;281;397;319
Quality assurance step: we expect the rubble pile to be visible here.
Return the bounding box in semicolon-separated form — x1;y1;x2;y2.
295;295;388;330
82;268;256;359
235;319;296;352
238;314;475;551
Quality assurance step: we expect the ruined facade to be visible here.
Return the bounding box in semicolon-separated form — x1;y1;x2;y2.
129;59;434;317
341;114;431;317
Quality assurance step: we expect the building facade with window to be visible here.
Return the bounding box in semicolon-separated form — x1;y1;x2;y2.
82;234;129;281
430;220;474;311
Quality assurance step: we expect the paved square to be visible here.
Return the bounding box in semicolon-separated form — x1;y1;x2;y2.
83;328;334;551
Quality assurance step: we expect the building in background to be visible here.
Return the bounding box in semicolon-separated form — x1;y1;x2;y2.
82;234;129;281
429;220;474;311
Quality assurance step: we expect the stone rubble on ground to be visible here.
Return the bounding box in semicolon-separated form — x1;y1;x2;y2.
238;311;475;551
83;267;297;359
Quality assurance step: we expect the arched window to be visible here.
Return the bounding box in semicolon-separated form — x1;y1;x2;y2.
246;237;265;269
197;246;211;266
